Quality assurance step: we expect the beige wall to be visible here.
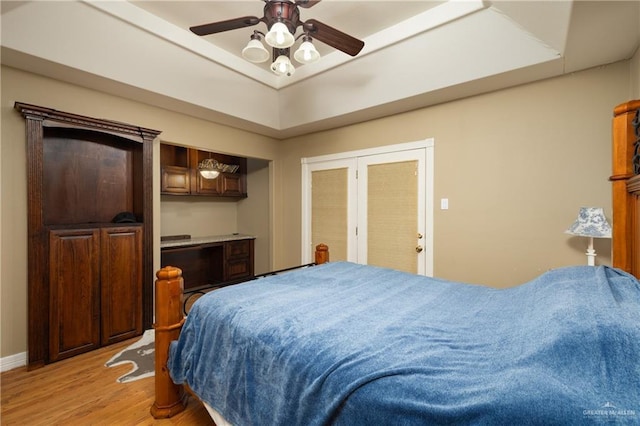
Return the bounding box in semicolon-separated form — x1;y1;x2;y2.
160;197;239;237
0;59;635;360
631;47;640;98
275;61;631;286
239;159;272;275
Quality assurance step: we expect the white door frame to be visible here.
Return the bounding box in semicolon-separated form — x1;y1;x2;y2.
301;139;434;276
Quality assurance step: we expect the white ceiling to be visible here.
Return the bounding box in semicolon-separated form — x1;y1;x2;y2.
1;1;639;139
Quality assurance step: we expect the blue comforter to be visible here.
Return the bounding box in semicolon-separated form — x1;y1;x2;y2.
168;262;640;425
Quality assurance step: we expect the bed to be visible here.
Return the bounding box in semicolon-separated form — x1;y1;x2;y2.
151;100;640;424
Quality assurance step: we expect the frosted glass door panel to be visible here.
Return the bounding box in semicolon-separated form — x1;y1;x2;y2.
366;160;418;272
311;168;349;261
357;149;426;274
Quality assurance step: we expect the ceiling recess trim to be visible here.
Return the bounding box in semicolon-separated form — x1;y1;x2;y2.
84;0;488;90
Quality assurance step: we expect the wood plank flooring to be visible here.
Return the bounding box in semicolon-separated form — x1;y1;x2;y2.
1;338;215;425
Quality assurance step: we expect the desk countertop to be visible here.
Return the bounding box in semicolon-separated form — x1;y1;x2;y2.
160;233;255;249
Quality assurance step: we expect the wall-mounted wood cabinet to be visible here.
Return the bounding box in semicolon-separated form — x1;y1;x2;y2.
160;144;247;198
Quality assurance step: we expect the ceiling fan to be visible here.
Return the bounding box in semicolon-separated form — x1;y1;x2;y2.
189;0;365;76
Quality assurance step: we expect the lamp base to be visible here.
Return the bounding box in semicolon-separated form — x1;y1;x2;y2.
585;237;596;266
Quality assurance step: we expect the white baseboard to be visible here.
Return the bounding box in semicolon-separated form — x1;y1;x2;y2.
1;352;27;372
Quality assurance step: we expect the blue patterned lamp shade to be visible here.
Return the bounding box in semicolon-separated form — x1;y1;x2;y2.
565;207;612;238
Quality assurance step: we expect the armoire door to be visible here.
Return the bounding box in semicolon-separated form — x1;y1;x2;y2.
101;226;143;345
49;228;101;362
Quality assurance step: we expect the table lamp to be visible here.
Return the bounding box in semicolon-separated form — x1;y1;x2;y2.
565;207;612;266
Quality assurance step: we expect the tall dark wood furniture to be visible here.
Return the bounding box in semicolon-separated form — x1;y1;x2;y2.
16;102;160;368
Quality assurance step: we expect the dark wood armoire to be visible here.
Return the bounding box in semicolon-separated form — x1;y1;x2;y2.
15;103;160;369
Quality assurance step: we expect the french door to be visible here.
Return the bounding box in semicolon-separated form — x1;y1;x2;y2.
302;140;434;275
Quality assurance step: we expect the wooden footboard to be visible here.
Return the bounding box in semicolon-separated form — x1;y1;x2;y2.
151;244;330;419
150;266;187;418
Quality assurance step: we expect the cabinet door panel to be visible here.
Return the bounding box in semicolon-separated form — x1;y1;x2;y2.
220;174;245;197
225;258;252;281
194;172;222;195
161;166;191;194
49;229;101;362
101;226;143;345
224;239;254;281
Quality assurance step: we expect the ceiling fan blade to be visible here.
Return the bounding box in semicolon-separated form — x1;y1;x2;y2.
190;16;261;36
295;0;322;8
303;19;364;57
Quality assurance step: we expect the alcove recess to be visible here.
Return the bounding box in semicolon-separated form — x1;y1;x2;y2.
15;102;160;369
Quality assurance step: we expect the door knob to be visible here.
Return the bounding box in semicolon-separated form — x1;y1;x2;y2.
417;233;423;239
415;245;423;253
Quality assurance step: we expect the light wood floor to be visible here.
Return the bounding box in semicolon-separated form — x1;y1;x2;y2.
1;338;215;425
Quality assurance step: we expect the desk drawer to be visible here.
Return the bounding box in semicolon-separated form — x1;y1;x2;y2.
225;239;251;259
224;239;254;282
225;257;253;281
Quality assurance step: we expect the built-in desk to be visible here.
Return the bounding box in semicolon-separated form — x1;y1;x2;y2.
161;234;255;292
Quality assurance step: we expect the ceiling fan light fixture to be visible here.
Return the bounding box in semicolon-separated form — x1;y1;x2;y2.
265;21;295;48
189;0;366;77
242;36;270;63
271;54;295;76
294;38;320;64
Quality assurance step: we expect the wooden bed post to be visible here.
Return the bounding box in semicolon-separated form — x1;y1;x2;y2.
315;243;329;264
150;245;331;419
150;266;187;419
610;100;640;275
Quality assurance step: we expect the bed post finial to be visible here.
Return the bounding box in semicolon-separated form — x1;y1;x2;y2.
150;266;187;419
315;243;329;264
